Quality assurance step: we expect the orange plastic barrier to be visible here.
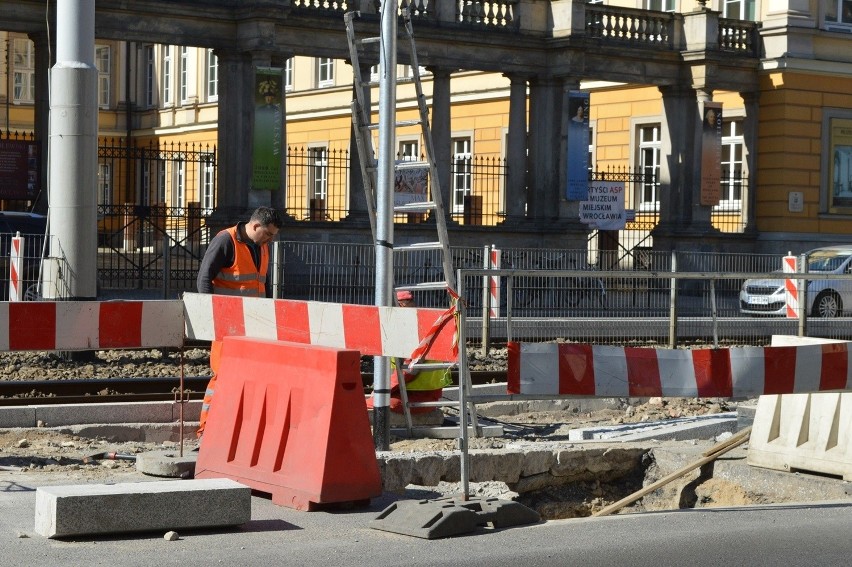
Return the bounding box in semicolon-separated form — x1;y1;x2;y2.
194;336;382;510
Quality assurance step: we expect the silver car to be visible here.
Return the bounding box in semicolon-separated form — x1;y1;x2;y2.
739;245;852;317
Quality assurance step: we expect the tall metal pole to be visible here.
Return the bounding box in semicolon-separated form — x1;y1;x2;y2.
46;0;98;299
372;0;398;451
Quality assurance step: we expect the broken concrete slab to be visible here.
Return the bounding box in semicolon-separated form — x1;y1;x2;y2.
34;478;250;538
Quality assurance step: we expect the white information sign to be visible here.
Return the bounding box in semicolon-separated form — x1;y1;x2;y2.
579;181;626;230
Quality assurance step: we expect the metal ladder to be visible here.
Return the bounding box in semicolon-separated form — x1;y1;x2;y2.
344;9;481;438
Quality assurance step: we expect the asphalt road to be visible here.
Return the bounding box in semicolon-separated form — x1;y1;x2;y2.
4;469;852;567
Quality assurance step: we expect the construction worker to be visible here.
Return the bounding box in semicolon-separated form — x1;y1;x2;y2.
195;206;283;438
384;289;452;414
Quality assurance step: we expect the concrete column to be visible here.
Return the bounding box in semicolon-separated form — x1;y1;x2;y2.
741;90;759;235
345;62;372;225
527;77;562;221
429;67;453;224
215;49;253;216
47;0;97;300
657;84;700;230
502;73;528;223
29;31;52;214
690;88;714;228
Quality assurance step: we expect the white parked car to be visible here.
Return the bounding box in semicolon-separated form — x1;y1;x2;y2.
739;245;852;317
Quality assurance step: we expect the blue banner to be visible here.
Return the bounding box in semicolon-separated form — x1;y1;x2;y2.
566;91;590;200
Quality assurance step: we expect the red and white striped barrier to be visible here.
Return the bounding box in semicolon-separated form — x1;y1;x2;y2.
9;234;23;302
507;341;852;398
783;255;798;319
0;301;185;351
183;293;458;362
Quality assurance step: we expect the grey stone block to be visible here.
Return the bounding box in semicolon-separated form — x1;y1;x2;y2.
0;406;35;428
34;401;201;427
34;478;250;538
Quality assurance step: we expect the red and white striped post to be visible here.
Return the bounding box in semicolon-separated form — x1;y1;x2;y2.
489;246;501;318
783;254;798;319
9;233;24;302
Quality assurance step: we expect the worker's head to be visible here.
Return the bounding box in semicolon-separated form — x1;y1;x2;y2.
396;289;415;307
246;206;283;245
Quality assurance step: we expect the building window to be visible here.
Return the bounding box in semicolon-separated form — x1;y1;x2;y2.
179;46;189;103
12;38;35;103
206;49;218;102
309;146;328;202
200;153;215;213
826;1;852;26
172;156;186;213
316;57;334;88
638;125;661;209
157;160;167;204
95;45;110;108
724;0;756;20
398;140;419;162
162;45;173;105
720;119;744;208
645;0;675;11
284;58;294;92
98;164;112;207
144;45;156;107
370;64;379;82
452;137;472;212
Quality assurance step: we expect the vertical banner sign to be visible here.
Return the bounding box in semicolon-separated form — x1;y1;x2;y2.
828;117;852;211
579;181;626;230
566;91;590;200
0;139;41;200
700;102;723;206
783;255;799;319
9;234;23;302
252;67;284;191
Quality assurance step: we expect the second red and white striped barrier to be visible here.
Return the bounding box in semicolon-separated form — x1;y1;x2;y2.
508;341;852;398
182;293;458;362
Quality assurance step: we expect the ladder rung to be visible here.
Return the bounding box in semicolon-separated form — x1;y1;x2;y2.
366;119;422;131
407;400;460;408
395;160;430;171
396;281;448;292
409;362;457;371
394;241;443;252
394;201;436;213
363;76;415;88
358;37;381;46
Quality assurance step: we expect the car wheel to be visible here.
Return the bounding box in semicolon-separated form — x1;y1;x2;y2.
812;291;842;317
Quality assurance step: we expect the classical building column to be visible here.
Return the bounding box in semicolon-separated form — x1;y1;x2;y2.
526;77;562;221
502;73;528;224
214;49;254;216
740;90;759;234
429;67;453;224
30;31;53;213
345;62;372;224
656;85;698;230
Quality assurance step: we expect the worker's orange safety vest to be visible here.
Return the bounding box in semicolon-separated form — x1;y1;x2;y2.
211;226;269;297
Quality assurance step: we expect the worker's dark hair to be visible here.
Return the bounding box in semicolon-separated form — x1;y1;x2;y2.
250;206;284;229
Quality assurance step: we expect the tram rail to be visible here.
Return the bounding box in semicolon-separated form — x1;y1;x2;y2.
0;371;508;407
